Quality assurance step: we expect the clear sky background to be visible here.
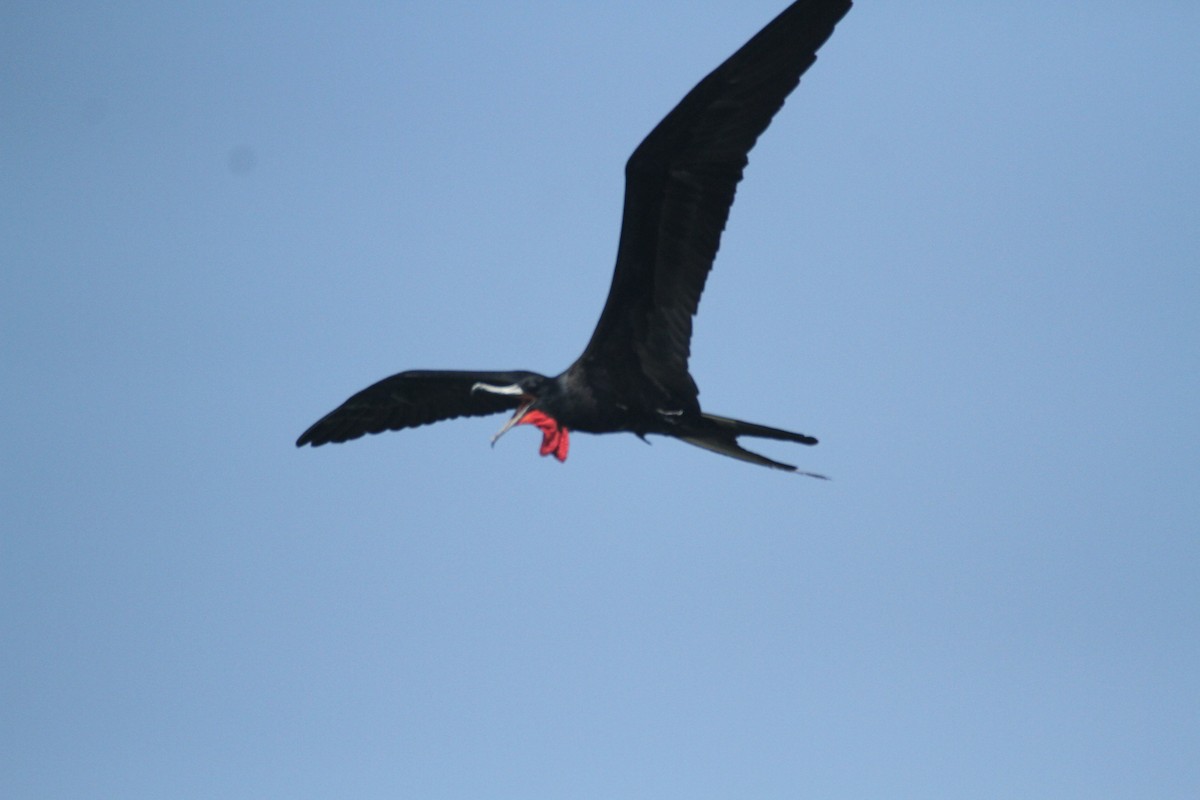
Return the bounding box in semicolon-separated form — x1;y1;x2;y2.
3;2;1198;797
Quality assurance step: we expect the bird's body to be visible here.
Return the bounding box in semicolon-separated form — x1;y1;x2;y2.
298;0;852;475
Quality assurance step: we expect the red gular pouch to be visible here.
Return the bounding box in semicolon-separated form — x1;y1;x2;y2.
518;409;570;462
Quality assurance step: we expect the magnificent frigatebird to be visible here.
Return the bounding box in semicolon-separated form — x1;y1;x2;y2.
297;0;851;475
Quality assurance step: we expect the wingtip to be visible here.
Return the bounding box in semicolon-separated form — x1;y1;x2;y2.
295;428;323;448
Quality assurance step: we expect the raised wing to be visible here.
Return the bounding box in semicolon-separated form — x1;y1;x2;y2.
296;370;541;447
575;0;852;402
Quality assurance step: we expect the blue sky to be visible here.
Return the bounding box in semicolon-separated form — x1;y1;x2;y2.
3;1;1198;797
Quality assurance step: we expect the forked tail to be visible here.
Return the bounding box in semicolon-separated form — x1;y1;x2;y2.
678;413;826;477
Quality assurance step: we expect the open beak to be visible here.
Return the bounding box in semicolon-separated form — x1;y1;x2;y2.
489;398;534;447
472;382;534;448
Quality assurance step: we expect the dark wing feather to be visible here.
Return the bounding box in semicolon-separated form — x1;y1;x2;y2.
575;0;852;403
296;370;541;447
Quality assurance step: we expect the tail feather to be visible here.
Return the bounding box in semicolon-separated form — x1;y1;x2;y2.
700;413;818;445
677;413;826;477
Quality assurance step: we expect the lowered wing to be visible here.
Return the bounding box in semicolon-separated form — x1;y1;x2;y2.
296;370;541;447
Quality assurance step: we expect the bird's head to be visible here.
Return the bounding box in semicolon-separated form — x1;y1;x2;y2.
471;375;570;462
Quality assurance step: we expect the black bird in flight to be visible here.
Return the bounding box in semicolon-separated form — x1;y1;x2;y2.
297;0;851;475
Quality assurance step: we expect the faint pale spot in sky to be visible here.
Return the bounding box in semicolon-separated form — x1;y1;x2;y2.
227;145;257;175
80;97;108;125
